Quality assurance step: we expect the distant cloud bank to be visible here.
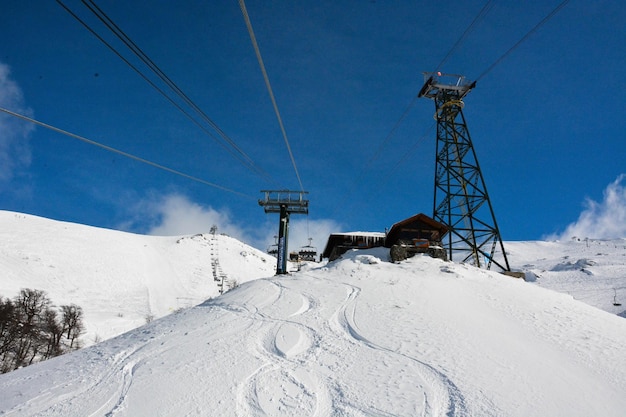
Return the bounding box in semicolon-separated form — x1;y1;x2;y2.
0;62;34;184
550;174;626;240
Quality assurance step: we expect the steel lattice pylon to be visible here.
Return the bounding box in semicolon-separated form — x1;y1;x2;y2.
419;72;510;271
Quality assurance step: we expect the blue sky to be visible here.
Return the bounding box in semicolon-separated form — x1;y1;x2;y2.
1;0;625;251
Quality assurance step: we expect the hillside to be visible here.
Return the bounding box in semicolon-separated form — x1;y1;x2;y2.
507;239;626;317
0;211;276;345
1;247;626;416
1;211;626;416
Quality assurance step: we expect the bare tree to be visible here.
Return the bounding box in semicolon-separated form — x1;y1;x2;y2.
61;304;84;350
0;297;17;373
42;308;64;359
12;289;50;368
0;289;85;373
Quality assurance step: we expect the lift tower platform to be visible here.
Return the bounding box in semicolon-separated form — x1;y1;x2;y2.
259;190;309;274
418;72;510;272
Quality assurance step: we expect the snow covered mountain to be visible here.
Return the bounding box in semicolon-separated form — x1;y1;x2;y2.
507;239;626;317
1;211;625;416
0;211;276;345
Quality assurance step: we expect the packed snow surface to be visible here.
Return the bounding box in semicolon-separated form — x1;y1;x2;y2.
1;211;626;416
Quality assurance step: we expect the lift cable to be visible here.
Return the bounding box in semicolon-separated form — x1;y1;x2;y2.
353;0;574;243
349;0;496;187
80;0;268;180
320;1;495;224
435;0;495;72
57;0;274;185
379;121;436;186
364;0;572;190
475;0;571;81
0;106;254;199
238;0;305;192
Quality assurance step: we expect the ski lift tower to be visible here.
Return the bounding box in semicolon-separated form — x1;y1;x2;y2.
259;190;309;274
418;72;511;272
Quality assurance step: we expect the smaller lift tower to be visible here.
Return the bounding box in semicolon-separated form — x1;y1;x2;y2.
418;72;511;272
259;190;309;274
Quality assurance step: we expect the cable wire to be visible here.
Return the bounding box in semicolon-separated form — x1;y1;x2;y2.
435;0;494;72
351;0;496;186
0;106;254;199
369;0;572;192
80;0;270;181
376;121;436;189
321;2;496;225
238;0;305;191
57;0;274;184
476;0;572;81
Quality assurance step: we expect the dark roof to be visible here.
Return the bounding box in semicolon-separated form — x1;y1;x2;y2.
384;213;448;248
322;232;386;260
321;214;447;260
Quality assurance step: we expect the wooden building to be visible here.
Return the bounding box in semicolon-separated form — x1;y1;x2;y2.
384;213;447;248
322;213;448;262
385;213;448;261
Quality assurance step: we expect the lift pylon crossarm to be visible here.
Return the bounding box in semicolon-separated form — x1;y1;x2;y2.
418;72;476;100
258;190;309;214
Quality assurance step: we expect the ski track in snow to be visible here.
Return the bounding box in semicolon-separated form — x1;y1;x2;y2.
226;271;469;417
235;279;333;417
321;276;468;417
5;342;152;417
99;346;154;417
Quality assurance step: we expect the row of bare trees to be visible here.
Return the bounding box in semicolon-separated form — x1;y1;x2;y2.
0;288;84;373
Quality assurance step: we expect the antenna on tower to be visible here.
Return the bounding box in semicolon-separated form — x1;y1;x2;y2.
419;72;511;272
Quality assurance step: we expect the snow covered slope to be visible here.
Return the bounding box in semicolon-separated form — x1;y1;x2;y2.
1;248;625;416
0;211;276;345
507;239;626;317
1;211;626;416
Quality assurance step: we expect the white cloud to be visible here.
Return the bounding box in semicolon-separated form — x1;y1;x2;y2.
551;174;626;240
129;192;343;255
145;194;249;241
0;62;34;183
